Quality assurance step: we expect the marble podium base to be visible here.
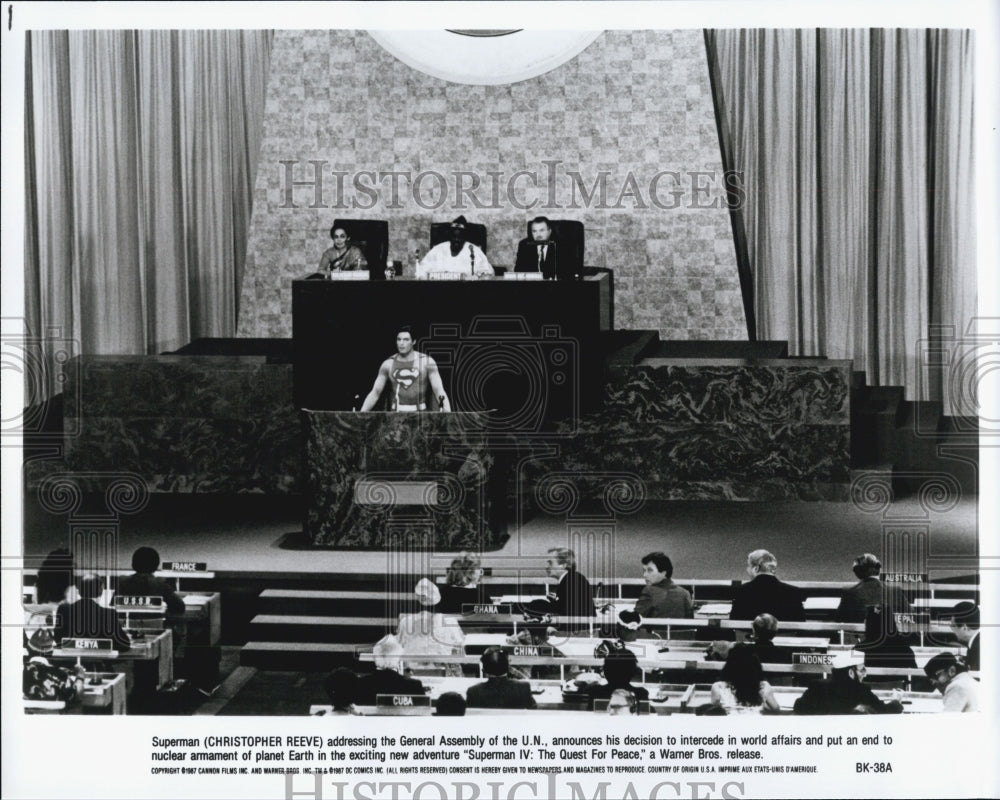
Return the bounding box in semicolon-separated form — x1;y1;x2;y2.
521;359;852;502
303;411;502;549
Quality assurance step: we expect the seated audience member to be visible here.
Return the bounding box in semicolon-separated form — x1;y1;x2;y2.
514;216;563;279
55;574;131;652
835;553;911;623
709;644;780;714
416;216;492;277
116;546;186;615
634;552;693;618
586;649;649;709
354;635;426;705
855;606;918;673
434;691;467;716
466;647;537;710
396;578;465;674
923;652;980;712
34;548;76;606
793;653;904;715
944;602;980;671
25;549;75;655
730;549;805;622
524;548;595;621
323;667;360;712
606;688;638;716
747;613;793;664
437;553;484;613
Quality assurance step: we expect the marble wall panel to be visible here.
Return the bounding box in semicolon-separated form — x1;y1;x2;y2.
60;356;299;494
522;360;851;501
43;354;850;502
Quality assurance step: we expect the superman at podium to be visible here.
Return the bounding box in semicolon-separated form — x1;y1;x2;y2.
360;325;451;412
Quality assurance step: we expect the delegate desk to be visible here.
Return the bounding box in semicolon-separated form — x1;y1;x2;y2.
292;274;611;422
462;634;832;656
367;652;935;690
684;684;944;714
50;629;174;691
24;672;127;716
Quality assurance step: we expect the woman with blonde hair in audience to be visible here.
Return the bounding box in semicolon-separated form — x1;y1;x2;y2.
708;644;780;714
396;578;465;676
438;552;484;613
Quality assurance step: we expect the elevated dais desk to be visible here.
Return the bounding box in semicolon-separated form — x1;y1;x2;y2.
292;274;611;428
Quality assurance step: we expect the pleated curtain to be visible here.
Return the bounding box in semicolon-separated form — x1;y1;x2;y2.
706;29;976;414
24;30;272;394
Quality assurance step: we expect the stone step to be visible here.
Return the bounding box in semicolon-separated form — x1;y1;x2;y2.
248;613;394;642
239;641;369;671
257;589;422;615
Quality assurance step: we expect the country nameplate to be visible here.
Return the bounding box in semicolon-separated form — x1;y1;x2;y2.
61;638;114;651
793;653;836;666
375;694;432;707
462;603;513;616
115;595;164;610
882;572;928;584
162;561;207;572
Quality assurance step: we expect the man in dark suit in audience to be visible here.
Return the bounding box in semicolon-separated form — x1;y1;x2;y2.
634;551;693;618
538;547;596;620
730;549;805;622
116;546;186;616
945;602;980;671
354;635;426;705
793;653;904;715
55;574;131;652
466;647;537;710
835;553;911;623
514;217;565;279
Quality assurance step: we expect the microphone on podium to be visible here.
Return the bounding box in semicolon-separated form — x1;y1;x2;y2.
352;394;361;412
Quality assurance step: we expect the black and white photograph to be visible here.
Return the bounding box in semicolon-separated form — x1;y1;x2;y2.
2;3;998;800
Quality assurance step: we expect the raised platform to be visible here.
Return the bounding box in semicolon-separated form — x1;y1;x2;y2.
23;335;870;502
